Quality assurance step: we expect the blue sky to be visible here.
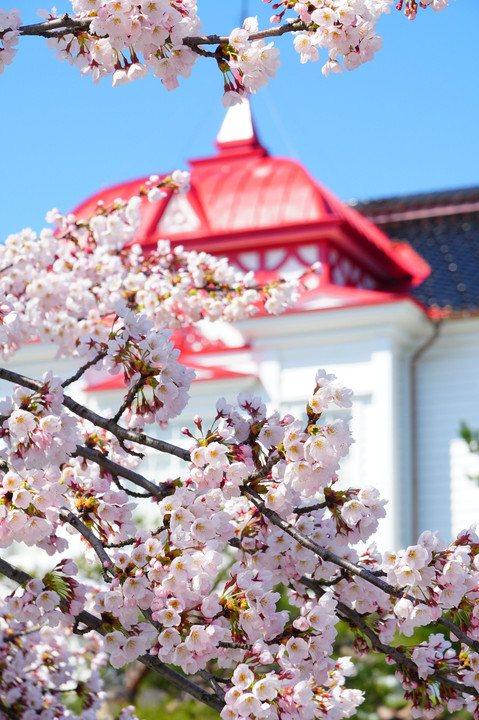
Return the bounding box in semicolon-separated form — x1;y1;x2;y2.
1;1;478;238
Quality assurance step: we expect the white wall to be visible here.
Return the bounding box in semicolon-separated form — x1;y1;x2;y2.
239;299;431;549
416;317;479;541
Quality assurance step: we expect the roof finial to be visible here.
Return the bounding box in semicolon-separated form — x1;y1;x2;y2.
216;97;256;146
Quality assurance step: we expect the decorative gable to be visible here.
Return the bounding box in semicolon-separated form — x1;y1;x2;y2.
157;194;201;235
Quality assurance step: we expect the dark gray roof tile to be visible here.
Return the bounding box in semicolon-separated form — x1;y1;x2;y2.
355;188;479;311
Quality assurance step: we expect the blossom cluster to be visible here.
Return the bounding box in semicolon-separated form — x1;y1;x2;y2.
0;8;20;75
0;175;478;719
383;528;479;636
267;0;451;75
43;1;201;88
2;347;479;719
221;17;280;107
290;0;392;76
0;1;453;101
0;560;111;720
0;174;299;368
0;372;82;551
78;300;195;429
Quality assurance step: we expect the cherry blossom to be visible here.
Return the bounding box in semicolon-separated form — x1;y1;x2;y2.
0;1;453;102
0;3;476;716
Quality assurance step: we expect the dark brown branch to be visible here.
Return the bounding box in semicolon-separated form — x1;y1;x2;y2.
182;20;310;49
197;670;226;700
0;367;190;462
293;500;327;514
242;484;479;655
58;507;113;580
18;15;309;47
72;444;174;498
112;474;153;497
136;653;224;711
112;374;150;424
19;14;92;37
218;641;250;650
0;557;224;713
104;537;136;548
247;453;281;483
62;350;108;388
0;558;30;585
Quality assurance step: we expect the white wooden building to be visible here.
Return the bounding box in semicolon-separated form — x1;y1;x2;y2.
9;102;479;552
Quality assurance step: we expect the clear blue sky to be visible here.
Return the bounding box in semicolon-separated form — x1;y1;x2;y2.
1;1;478;238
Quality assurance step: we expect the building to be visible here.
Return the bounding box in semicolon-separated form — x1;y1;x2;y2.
14;102;479;550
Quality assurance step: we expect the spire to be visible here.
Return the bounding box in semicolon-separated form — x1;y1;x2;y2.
216;98;265;155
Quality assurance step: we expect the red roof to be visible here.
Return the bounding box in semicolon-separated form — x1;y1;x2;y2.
86;362;254;392
73;101;430;295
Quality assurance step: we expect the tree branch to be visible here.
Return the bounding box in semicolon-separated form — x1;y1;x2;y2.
58;507;114;580
111;474;154;497
19;14;92;37
112;374;150;424
0;558;30;586
18;15;310;48
300;576;479;700
197;670;226;701
293;500;327;514
0;367;190;462
241;485;479;655
181;20;310;49
61;350;108;388
72;444;175;499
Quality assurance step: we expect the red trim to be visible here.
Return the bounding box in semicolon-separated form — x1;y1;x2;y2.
85;362;255;392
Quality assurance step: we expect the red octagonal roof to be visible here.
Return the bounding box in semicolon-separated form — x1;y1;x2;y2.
73;101;429;292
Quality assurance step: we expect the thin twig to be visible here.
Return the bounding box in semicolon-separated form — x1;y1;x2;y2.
293;500;327;514
62;350;108;388
59;507;114;580
112;374;151;424
247;454;281;483
104;537;136;548
197;670;226;701
218;641;250;650
112;474;153;498
4;625;43;642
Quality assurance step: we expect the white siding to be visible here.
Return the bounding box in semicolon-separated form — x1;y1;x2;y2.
416;319;479;541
